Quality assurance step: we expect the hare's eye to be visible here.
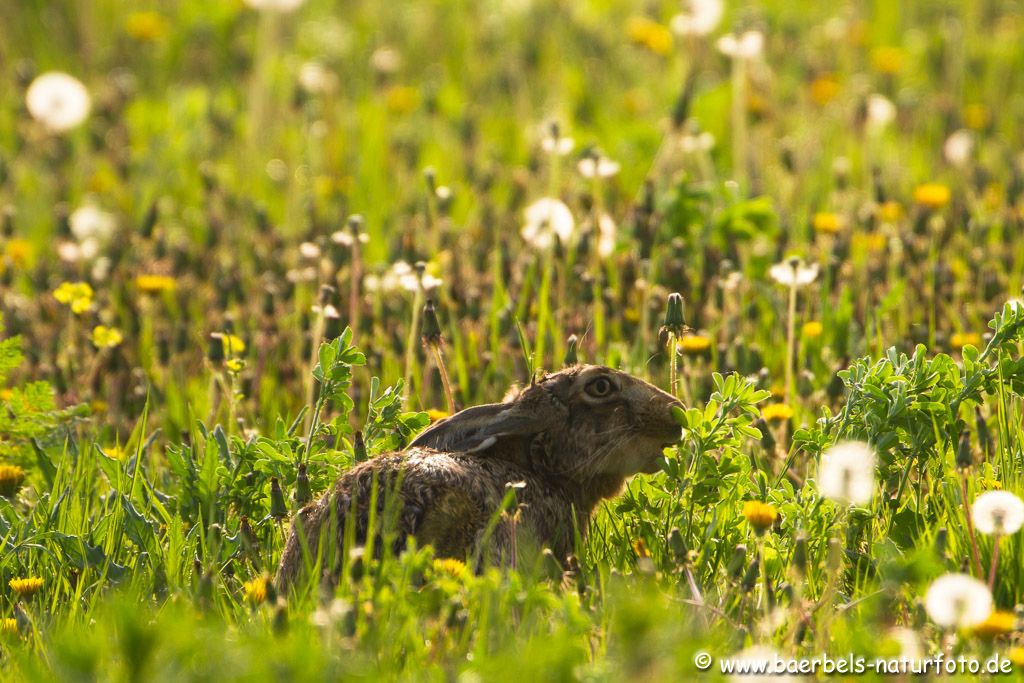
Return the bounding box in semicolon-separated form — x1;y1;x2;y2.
585;376;615;398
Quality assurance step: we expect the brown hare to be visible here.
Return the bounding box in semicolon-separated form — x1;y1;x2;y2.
275;364;682;592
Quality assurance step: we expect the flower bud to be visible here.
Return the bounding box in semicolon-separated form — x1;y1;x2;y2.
269;477;287;519
353;430;367;463
295;463;312;506
661;292;687;337
421;299;442;346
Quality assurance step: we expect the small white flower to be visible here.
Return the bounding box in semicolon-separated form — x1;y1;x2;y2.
865;94;896;132
924;573;993;629
670;0;724;37
716;30;764;60
769;258;819;288
311;303;340;318
69;205;116;245
597;213;616;258
521;198;574;250
299;241;321;259
540;126;573;154
972;490;1024;535
943;129;974;167
391;261;421;292
243;0;305;12
25;72;91;133
578;155;620;179
330;230;369;247
680;131;715;153
57;241;82;263
818;441;876;505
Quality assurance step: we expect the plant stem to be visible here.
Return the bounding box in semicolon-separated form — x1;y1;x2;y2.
960;472;984;578
987;532;1001;591
430;343;455;414
785;281;797;402
668;332;678;398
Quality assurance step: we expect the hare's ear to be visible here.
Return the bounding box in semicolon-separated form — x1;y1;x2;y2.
409;402;558;454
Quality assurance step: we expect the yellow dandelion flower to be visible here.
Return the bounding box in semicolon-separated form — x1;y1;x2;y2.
808;76;840;106
384;86;418;115
913;183;951;210
678;334;713;356
762;403;793;423
103;445;127;460
0;465;27;498
950;332;982;349
871;46;905;74
9;577;44;597
963;103;990;131
0;389;12;402
971;611;1017;639
1009;647;1024;668
125;11;168;42
632;538;651;559
135;274;177;294
243;575;268;605
217;334;246;356
0;618;17;637
53;281;94;315
4;239;33;267
768;384;785;400
877;201;904;223
812;212;843;235
983;479;1003;491
742;501;778;532
225;358;246;373
426;409;450;423
802;321;824;339
626;16;673;57
89;399;109;414
432;558;469;580
91;325;123;349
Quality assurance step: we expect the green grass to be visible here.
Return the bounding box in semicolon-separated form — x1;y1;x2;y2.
3;0;1024;679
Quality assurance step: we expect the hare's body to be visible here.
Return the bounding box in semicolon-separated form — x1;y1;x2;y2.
276;365;681;592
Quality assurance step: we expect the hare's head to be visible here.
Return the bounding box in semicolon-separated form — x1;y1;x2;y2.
411;365;682;480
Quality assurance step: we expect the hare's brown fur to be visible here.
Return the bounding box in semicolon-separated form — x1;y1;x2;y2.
276;365;681;592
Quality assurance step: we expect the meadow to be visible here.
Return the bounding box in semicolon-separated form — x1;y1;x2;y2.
2;0;1024;679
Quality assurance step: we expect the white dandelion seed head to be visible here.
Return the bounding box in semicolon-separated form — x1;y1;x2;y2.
924;573;993;629
717;30;764;60
69;205;117;245
370;46;402;74
670;0;724;37
866;94;896;132
818;441;877;505
521;198;574;250
943;129;974;168
25;72;91;133
768;258;819;287
298;61;338;95
972;490;1024;536
421;273;443;291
